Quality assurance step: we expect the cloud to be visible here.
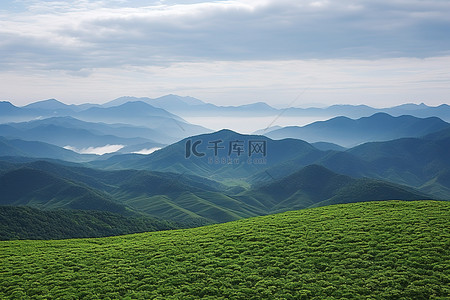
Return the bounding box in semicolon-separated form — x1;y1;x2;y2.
64;144;124;155
2;55;449;107
1;0;450;73
132;147;161;155
1;0;449;107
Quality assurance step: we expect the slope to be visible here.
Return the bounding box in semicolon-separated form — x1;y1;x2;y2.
0;168;130;214
346;127;450;189
241;165;431;212
0;159;260;223
0;206;179;240
0;200;447;299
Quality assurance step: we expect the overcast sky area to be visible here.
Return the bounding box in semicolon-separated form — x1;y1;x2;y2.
1;0;450;108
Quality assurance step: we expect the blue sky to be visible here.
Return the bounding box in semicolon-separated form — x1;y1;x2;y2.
1;0;449;107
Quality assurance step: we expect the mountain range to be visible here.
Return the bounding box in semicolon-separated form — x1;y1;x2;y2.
0;159;432;224
263;112;450;147
102;95;450;121
88;128;450;199
0;94;448;238
2;96;450;153
1;99;211;146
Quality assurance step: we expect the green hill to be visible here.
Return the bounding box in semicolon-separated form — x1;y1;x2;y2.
0;206;180;240
252;128;450;198
241;165;431;213
0;201;448;299
0;160;437;226
0;168;131;215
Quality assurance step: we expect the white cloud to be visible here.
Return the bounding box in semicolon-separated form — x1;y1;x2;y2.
64;144;124;155
2;56;450;107
132;147;161;155
1;0;450;72
1;0;449;107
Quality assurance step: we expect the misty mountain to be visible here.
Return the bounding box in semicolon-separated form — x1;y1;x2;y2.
104;96;449;122
23;98;75;113
0;99;99;123
4;96;450;126
90;129;324;180
2;124;150;149
1;118;166;152
104;94;206;109
103;95;278;117
80;100;183;120
0;137;96;162
281;103;450;122
76;101;211;139
0;101;36;123
264;113;450;147
12;116;174;145
1;98;212;144
23;98;101;112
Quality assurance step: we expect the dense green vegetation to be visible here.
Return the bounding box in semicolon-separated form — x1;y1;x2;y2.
0;167;132;215
0;160;433;225
1;200;448;299
239;165;431;213
0;206;190;240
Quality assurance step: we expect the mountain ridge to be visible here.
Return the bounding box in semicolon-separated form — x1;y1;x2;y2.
264;112;450;147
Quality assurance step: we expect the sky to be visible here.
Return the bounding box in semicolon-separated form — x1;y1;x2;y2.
1;0;450;108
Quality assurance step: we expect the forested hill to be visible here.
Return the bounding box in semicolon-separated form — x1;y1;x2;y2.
1;200;448;299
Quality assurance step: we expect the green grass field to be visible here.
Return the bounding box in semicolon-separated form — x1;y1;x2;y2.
1;200;449;299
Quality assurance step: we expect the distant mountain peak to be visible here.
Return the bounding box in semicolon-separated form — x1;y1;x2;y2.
23;99;68;110
153;94;206;106
390;102;430;110
238;102;276;110
103;96;152;108
118;100;153;108
0;101;18;108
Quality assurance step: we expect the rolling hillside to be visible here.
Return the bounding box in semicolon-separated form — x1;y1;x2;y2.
0;168;131;215
0;206;180;240
0;160;257;223
0;201;447;299
239;165;431;212
0;160;435;225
